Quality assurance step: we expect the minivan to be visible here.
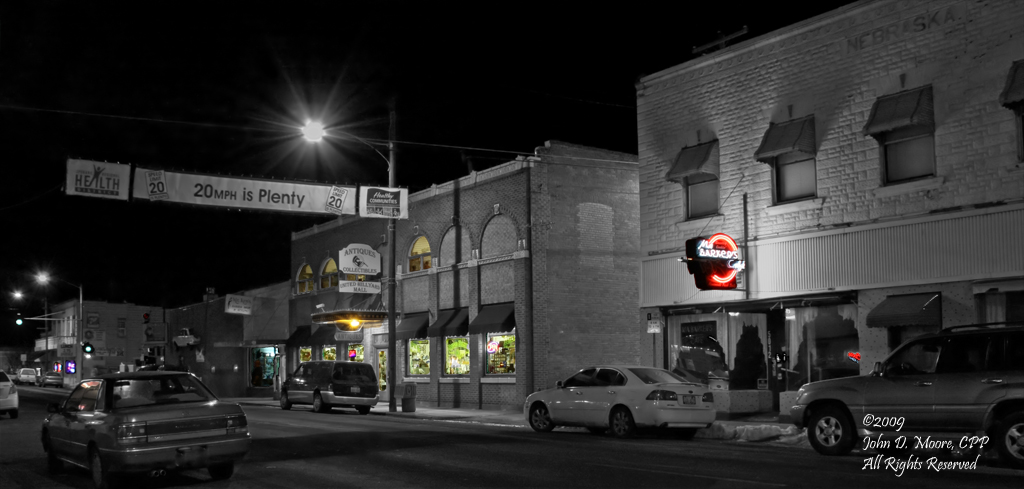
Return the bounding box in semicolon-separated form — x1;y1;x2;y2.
280;361;379;414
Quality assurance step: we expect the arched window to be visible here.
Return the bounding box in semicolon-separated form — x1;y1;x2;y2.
296;264;314;295
320;259;339;289
481;215;518;258
408;236;432;272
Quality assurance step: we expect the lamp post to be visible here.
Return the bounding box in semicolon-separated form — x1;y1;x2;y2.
37;272;84;381
302;105;399;412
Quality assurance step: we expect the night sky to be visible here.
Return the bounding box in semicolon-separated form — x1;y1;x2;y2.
0;1;857;343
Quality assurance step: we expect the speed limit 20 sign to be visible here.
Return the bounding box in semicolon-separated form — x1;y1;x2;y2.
325;186;351;215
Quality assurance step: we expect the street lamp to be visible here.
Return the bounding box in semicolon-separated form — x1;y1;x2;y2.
36;272;84;381
302;108;399;413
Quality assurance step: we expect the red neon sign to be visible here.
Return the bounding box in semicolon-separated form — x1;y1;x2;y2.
697;233;744;285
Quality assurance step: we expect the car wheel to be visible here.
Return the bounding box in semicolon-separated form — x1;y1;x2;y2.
279;391;292;410
313;392;329;413
993;411;1024;469
587;427;607;435
528;403;555;433
807;405;855;456
609;407;636;438
90;447;116;489
356;406;371;415
208;461;234;480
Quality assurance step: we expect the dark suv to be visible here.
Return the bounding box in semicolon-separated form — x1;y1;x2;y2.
280;361;378;414
790;322;1024;468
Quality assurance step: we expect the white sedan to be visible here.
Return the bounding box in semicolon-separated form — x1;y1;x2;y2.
0;371;18;418
524;365;715;438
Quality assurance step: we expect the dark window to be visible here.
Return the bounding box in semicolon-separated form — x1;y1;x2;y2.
994;332;1024;371
885;338;942;375
1008;291;1024;323
333;364;375;382
563;368;598;388
0;372;8;382
688;180;719;218
1015;110;1023;162
594;369;626;387
775;152;817;203
881;125;935;184
935;336;989;374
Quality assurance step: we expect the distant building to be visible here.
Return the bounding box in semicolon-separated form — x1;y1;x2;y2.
636;0;1023;416
289;141;640;410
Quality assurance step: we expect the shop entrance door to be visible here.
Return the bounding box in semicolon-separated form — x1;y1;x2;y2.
766;310;786;412
377;350;388;395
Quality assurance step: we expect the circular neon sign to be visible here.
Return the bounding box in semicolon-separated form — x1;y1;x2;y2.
486;341;500;354
696;233;745;284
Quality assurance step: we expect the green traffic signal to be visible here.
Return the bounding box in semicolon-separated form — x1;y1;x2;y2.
16;318;23;325
83;342;94;354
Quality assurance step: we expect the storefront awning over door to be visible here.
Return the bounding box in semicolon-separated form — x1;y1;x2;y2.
754;116;816;163
866;293;942;328
428;308;469;338
285;326;311;348
863;85;934;136
468;303;516;335
664;140;719;185
999;59;1024;108
396;312;430;341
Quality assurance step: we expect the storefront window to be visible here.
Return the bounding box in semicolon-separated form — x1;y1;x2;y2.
378;350;387;391
787;305;859;390
408;339;430;376
347;344;364;362
320;259;339;289
250;347;278;387
300;347;312;363
485;334;515;375
322;346;337;361
445;337;470;375
669;321;728;385
408;236;432;272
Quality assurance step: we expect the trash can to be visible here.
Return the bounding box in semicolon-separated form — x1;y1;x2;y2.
399;383;416;412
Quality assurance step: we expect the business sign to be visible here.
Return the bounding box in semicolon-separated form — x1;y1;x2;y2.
132;168;357;215
339;281;382;294
340;244;381;275
225;294;254;315
66;360;77;374
359;186;408;219
59;344;74;357
685;233;746;290
86;312;101;328
65;159;132;200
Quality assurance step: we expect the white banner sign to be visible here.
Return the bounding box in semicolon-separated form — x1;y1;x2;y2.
340;244;381;275
225;294;254;315
65;159;132;200
359;186;408;219
339;281;382;294
132;168;357;215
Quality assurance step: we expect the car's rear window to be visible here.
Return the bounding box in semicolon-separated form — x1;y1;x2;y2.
20;369;34;375
0;372;9;382
332;364;375;383
628;368;689;384
111;375;215;409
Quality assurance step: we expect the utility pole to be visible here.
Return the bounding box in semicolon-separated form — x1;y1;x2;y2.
387;99;398;413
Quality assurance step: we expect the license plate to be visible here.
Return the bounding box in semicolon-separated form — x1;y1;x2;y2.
351;386;361;394
681;395;696;405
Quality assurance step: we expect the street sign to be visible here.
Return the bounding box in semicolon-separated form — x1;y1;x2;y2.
647;320;662;334
325;186;352;215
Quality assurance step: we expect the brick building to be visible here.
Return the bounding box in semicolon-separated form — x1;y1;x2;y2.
288;141;640;410
636;0;1024;416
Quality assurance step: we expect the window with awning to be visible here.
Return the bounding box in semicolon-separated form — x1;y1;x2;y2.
396;312;430;341
863;86;936;185
428;308;469;338
469;303;516;335
755;116;818;203
1000;59;1024;162
664;140;720;219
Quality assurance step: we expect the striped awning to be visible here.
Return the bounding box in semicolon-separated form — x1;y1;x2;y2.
866;293;942;328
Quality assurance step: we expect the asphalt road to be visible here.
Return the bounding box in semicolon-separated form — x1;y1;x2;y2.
1;389;1020;489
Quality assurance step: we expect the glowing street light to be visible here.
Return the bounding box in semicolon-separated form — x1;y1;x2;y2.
301;120;326;142
12;290;23;300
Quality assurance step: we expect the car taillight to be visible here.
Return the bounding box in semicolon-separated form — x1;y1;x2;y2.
702;392;714;403
226;415;248;434
646;390;678;401
116;422;148;445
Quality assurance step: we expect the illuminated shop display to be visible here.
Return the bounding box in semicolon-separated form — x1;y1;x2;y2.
52;361;63;373
323;346;337;361
348;344;364;362
251;347;279;387
407;339;430;375
66;360;77;374
445;337;470;375
300;347;312;363
377;350;387;391
485;334;515;375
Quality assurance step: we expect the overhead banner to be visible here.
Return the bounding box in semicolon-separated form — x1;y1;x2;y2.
66;159;132;200
359;186;408;219
340;244;381;275
339;281;382;294
132;168;357;215
225;294;254;315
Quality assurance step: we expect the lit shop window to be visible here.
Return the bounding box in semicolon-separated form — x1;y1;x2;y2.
345;274;367;281
408;339;430;376
485;334;515;375
347;344;364;362
445;337;469;375
322;346;337;361
300;347;312;363
408;236;432;272
296;264;314;295
320;259;339;289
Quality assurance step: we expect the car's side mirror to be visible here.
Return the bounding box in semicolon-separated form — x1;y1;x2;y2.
47;403;60;413
872;362;884;377
555;380;564;389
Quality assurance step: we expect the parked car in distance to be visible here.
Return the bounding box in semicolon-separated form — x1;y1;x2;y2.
15;368;37;386
524;365;716;439
280;361;379;414
37;372;64;388
791;322;1024;469
0;371;18;418
41;371;251;487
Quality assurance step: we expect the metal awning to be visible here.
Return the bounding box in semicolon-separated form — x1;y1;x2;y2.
469;303;516;335
754;116;816;163
1000;59;1024;108
311;293;388;327
285;326;311;348
428;308;469;338
863;85;934;136
866;293;942;328
396;312;430;341
665;140;719;185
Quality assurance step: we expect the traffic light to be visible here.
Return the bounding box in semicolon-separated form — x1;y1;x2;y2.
16;318;23;326
82;342;94;354
143;312;150;324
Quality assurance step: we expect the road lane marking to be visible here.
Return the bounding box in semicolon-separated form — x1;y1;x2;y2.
585;462;787;486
